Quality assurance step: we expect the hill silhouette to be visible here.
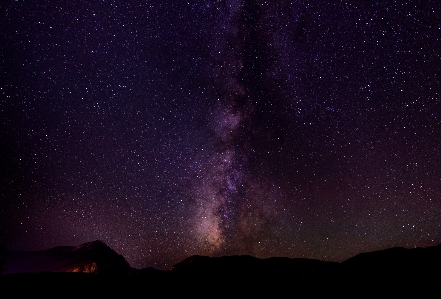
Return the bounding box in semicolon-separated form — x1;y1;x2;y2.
2;241;441;278
171;254;340;279
342;244;441;279
1;240;130;274
1;241;440;294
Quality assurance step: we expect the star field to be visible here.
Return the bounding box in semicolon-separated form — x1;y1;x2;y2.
1;1;441;270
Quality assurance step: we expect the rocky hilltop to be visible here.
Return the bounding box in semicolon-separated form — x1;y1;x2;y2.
2;240;131;274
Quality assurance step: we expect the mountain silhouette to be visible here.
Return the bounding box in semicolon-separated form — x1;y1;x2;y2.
1;240;131;274
2;241;441;282
1;242;441;295
171;254;340;279
342;244;441;279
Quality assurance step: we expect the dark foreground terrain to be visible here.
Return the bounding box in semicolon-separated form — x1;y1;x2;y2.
1;270;438;296
1;242;440;295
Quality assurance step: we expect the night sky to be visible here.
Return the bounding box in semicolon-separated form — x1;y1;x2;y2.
1;0;441;270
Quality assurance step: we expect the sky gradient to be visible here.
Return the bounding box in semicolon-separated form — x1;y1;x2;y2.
1;0;441;270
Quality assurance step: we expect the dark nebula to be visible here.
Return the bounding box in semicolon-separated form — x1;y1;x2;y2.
1;1;440;270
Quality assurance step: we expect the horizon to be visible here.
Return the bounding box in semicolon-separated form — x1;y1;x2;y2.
3;239;440;271
1;1;440;271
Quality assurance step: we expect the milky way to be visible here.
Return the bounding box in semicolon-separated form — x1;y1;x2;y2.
191;1;280;255
1;0;441;270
